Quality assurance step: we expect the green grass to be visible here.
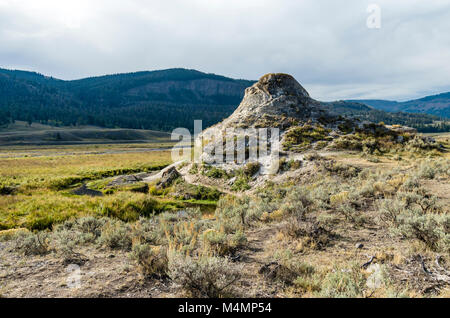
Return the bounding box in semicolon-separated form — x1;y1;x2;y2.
0;146;178;230
283;124;332;152
0;143;224;230
0;185;220;231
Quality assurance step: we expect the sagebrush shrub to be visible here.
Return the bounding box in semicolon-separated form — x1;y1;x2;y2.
266;250;316;286
55;217;106;241
378;190;449;253
98;220;133;250
201;229;229;256
400;176;420;191
281;217;332;250
396;213;449;253
336;203;365;225
215;196;252;231
319;263;366;298
168;253;241;298
377;198;406;227
161;219;204;254
132;217;161;245
131;243;168;278
14;232;51;256
201;229;247;256
417;163;436;179
280;187;313;218
398;189;442;213
50;217;107;256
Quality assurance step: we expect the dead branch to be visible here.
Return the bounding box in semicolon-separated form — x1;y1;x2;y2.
361;256;376;269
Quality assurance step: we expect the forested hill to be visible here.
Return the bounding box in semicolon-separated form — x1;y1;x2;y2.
348;92;450;119
324;101;450;133
0;67;448;132
0;68;255;131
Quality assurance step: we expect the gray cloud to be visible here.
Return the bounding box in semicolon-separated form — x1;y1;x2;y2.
0;0;449;101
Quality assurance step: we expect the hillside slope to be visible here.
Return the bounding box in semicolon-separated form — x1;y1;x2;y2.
350;92;450;119
0;68;254;131
324;101;446;131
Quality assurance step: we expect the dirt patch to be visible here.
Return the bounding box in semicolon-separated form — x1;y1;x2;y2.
0;243;174;298
422;179;450;209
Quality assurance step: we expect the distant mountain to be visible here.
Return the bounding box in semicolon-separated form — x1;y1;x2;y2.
0;68;254;131
348;92;450;119
0;67;448;133
323;100;449;132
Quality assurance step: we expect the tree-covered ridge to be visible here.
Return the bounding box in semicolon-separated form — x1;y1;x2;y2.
0;68;254;131
325;101;450;132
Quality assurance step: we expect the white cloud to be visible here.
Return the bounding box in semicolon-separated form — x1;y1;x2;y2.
0;0;449;100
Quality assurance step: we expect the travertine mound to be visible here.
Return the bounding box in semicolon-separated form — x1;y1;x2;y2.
198;73;420;173
209;73;329;131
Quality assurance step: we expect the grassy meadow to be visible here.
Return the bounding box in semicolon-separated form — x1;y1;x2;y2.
0;121;176;147
0;145;179;230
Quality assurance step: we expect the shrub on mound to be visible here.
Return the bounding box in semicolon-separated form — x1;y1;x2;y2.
283;124;332;152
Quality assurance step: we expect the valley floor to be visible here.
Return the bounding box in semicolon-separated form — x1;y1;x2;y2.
1;136;450;298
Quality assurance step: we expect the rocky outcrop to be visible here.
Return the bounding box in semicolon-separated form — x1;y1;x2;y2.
197;73;352;172
197;73;421;176
386;125;417;134
157;167;180;189
127;78;249;101
206;73;331;131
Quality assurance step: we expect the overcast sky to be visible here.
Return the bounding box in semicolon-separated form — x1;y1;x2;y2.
0;0;449;101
